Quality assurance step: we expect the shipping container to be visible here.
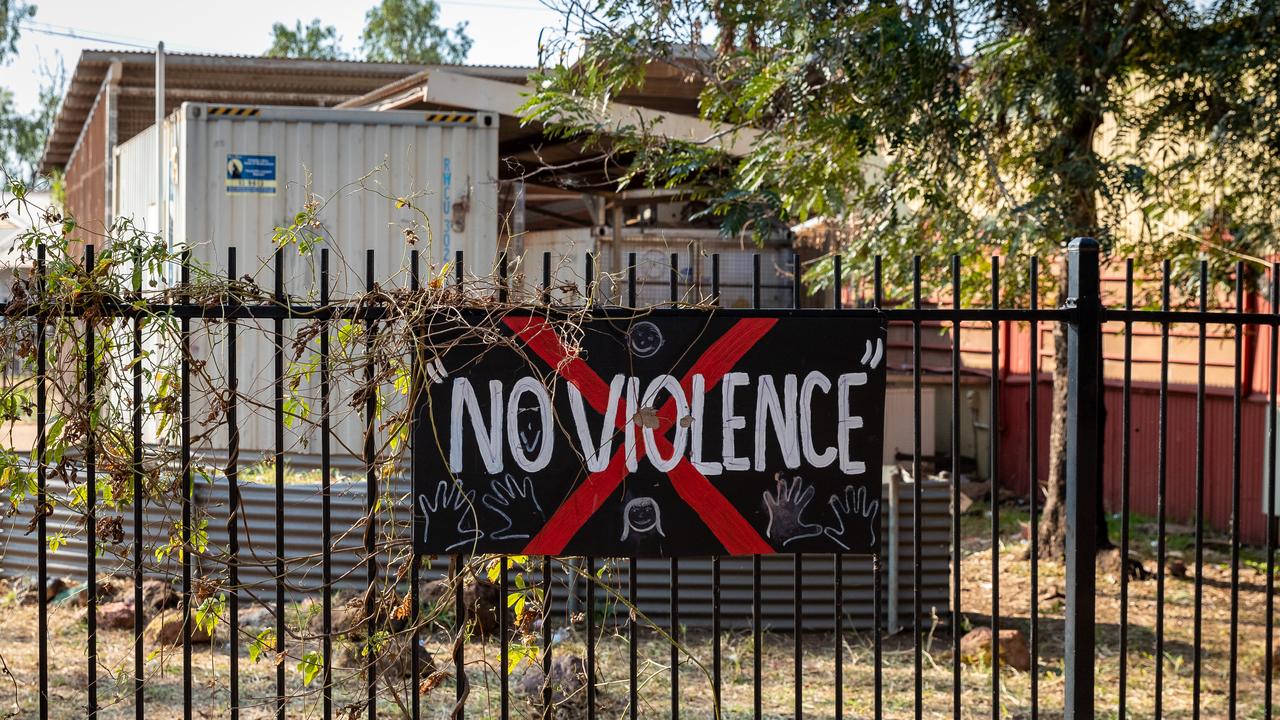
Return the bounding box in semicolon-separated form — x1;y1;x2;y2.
113;103;500;457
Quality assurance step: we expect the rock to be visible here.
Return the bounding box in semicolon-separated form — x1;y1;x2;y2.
94;575;122;604
142;580;179;613
143;609;212;647
957;479;991;514
237;604;277;634
413;575;511;637
97;600;136;630
1097;548;1152;581
959;627;1031;671
46;576;68;601
1168;557;1188;579
340;633;437;679
515;654;587;715
1037;585;1065;605
419;578;450;609
17;576;54;606
463;577;507;637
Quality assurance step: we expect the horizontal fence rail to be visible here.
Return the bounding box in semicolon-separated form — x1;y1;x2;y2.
2;236;1280;720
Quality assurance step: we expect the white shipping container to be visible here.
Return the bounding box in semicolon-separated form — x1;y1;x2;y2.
114;103;500;457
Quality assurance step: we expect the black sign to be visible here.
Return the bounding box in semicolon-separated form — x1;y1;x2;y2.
412;311;887;556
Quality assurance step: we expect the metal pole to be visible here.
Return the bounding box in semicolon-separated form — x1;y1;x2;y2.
1064;237;1101;720
155;42;164;244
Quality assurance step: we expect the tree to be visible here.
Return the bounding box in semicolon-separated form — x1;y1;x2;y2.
265;18;346;60
0;0;55;186
524;1;1280;557
0;0;33;60
0;65;62;186
361;0;472;64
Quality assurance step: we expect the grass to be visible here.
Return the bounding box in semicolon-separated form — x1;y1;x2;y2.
3;508;1280;718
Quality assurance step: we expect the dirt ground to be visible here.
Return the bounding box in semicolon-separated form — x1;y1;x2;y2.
2;503;1279;719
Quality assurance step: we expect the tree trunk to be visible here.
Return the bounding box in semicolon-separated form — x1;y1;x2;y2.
1038;315;1071;559
1037;102;1111;559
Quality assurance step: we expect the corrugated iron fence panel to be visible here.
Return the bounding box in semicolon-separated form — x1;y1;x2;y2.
3;475;949;631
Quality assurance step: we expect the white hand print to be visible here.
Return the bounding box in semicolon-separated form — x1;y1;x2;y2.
418;480;482;552
481;473;545;541
825;484;881;550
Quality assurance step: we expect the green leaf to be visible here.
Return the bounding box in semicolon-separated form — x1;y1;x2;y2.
299;650;324;686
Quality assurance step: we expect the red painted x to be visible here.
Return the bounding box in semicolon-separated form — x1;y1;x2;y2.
503;315;777;555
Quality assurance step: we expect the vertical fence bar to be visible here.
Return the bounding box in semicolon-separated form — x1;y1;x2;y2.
497;344;509;717
792;251;803;720
365;249;379;719
497;251;509;720
586;554;597;720
1028;258;1039;719
454;250;468;720
710;252;722;717
833;253;844;720
541;554;553;720
873;254;883;720
273;247;286;720
627;251;639;720
540;250;552;720
1118;260;1132;720
452;553;466;720
1063;237;1101;720
1154;260;1170;720
1228;261;1244;719
542;251;551;305
586;253;596;720
1192;261;1208;720
226;247;240;719
950;254;962;720
669;252;679;718
132;246;145;719
628;554;638;720
1267;264;1278;720
85;245;98;720
911;256;923;720
988;257;1000;719
36;245;47;720
410;248;422;720
752;252;763;720
180;244;192;720
321;248;333;720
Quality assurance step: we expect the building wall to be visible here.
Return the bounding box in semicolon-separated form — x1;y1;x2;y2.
63;91;109;242
999;376;1273;546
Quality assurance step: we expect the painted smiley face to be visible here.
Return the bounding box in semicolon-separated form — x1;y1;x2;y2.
620;497;665;540
628;321;664;358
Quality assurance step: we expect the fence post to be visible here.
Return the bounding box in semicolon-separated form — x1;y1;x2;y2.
1064;237;1101;720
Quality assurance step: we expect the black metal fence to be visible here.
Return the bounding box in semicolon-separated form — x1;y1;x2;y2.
5;236;1280;719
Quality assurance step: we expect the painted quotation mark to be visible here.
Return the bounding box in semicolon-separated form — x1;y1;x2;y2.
860;338;883;369
425;357;447;383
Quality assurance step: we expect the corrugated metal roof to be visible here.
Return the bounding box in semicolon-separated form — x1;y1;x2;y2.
42;52;532;172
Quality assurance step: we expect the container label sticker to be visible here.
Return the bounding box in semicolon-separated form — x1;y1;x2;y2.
225;154;276;194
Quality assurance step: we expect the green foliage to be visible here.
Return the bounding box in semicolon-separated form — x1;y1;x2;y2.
527;0;1280;301
265;18;346;60
193;594;226;636
298;650;324;686
249;628;276;663
0;0;34;63
1;56;64;186
361;0;472;64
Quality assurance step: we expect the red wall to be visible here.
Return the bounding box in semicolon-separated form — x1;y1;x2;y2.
999;377;1273;545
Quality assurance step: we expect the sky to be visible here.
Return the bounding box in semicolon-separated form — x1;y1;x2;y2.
3;0;563;114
